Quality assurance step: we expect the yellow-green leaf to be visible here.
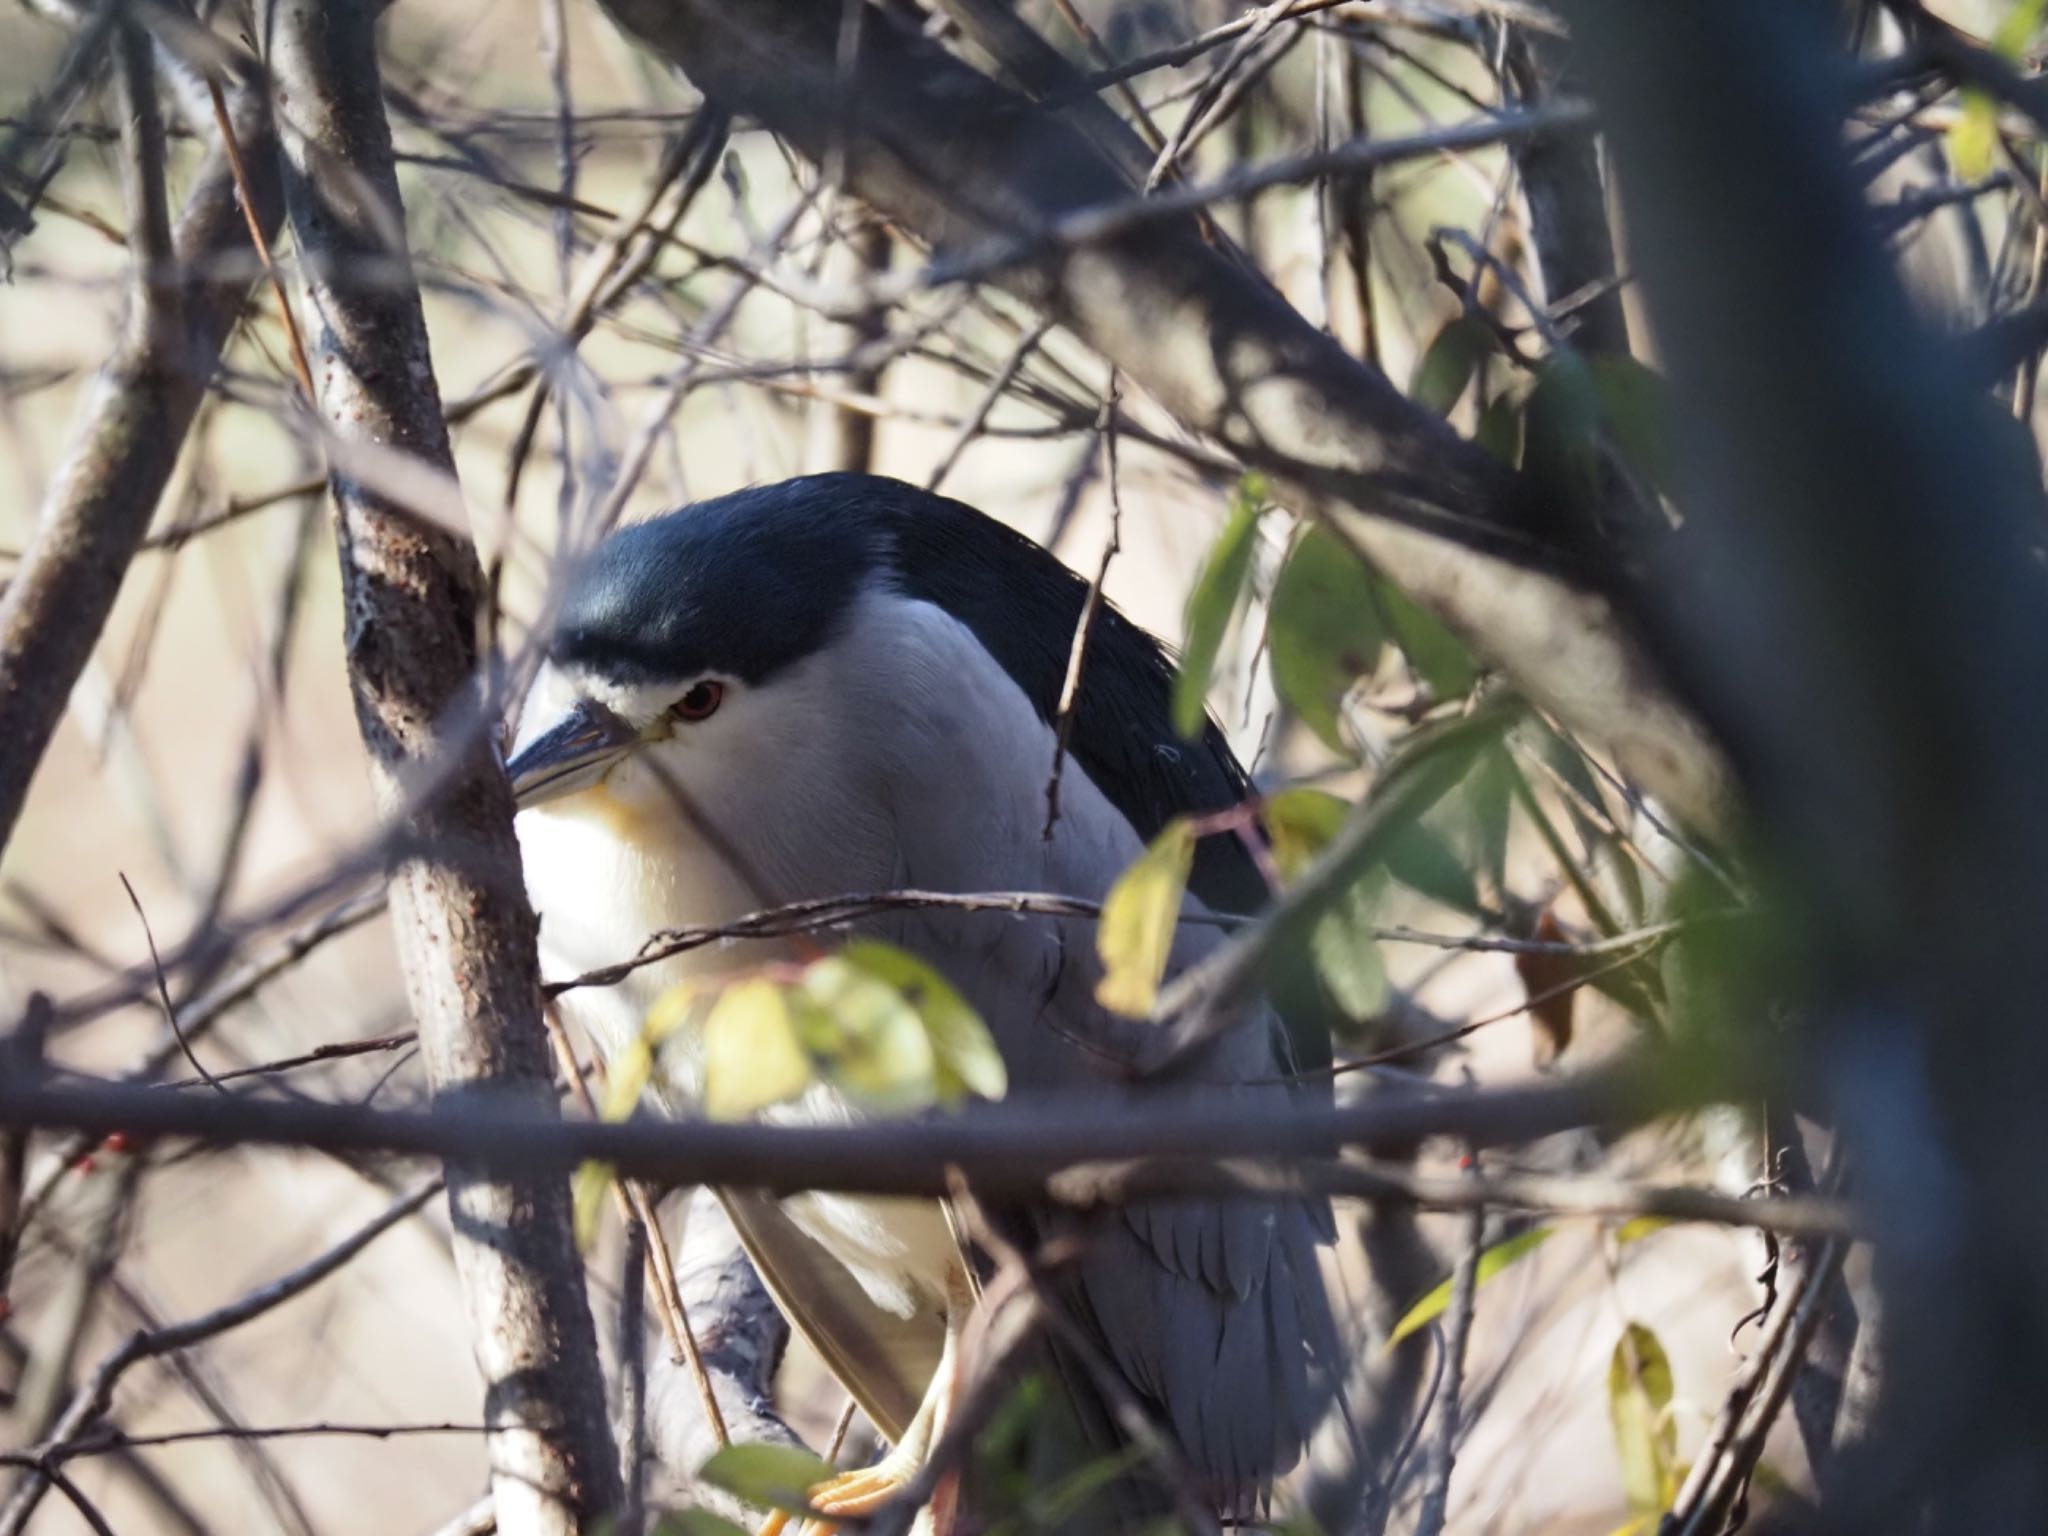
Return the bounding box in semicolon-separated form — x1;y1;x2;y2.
1950;93;1999;180
798;955;937;1110
841;942;1007;1103
572;1159;612;1254
1615;1215;1674;1246
1174;477;1266;739
1995;0;2048;56
702;977;814;1121
1095;819;1197;1016
1608;1321;1677;1514
697;1443;835;1514
603;979;712;1122
1387;1224;1557;1347
1262;787;1350;883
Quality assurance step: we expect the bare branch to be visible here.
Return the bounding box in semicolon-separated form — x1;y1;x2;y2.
0;1055;1826;1227
0;1179;441;1534
0;46;279;858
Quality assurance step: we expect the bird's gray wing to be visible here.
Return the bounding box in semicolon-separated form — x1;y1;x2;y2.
1061;1076;1341;1505
886;900;1342;1508
717;1189;945;1443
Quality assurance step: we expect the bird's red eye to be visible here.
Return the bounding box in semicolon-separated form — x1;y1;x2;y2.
670;680;723;722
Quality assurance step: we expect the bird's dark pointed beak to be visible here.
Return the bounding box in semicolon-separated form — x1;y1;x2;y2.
505;698;639;807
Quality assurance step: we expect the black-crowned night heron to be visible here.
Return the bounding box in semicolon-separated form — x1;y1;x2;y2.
507;473;1337;1530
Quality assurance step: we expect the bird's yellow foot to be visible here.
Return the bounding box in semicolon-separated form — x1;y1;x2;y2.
754;1461;921;1536
807;1462;912;1518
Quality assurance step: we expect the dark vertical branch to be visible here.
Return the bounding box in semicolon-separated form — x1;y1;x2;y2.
808;216;891;474
1499;27;1628;356
1563;1;2048;1524
0;41;277;861
257;1;621;1530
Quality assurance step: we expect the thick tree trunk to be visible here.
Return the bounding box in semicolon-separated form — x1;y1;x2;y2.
259;2;621;1529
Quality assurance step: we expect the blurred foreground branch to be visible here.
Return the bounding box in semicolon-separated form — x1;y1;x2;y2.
0;1057;1853;1237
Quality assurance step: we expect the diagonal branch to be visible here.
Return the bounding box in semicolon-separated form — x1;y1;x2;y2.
0;50;280;859
593;0;1733;831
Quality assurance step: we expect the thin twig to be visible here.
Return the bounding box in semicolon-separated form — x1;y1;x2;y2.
618;1216;648;1536
118;874;224;1095
0;1178;441;1535
1043;375;1123;840
1413;1159;1484;1536
541;1004;729;1447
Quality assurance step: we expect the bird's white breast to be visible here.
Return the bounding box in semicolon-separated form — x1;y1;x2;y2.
517;587;1217;1317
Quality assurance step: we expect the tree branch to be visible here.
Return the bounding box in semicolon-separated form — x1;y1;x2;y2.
592;0;1733;832
0;55;279;858
641;1189;803;1522
258;1;620;1528
0;1054;1822;1224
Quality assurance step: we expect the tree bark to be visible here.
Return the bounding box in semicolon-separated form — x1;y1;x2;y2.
0;71;280;859
593;0;1733;832
643;1189;805;1522
259;2;621;1529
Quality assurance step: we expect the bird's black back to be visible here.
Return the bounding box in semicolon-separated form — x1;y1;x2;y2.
554;473;1272;919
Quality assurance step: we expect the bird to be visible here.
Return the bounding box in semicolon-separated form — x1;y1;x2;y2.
506;473;1339;1531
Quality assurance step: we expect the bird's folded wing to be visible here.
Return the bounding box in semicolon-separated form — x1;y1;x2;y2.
717;1188;945;1444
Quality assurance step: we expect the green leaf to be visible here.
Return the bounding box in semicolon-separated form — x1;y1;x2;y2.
1475;389;1525;465
1463;742;1515;901
1310;875;1387;1020
797;955;937;1111
1376;577;1479;700
1095;819;1197;1016
1608;1321;1677;1514
1410;315;1494;416
1262;787;1350;882
840;941;1008;1103
1387;1225;1558;1347
1266;787;1385;1018
701;978;815;1121
1174;478;1266;739
1384;821;1484;918
1524;352;1604;505
1269;525;1385;752
1588;356;1675;494
697;1443;835;1514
